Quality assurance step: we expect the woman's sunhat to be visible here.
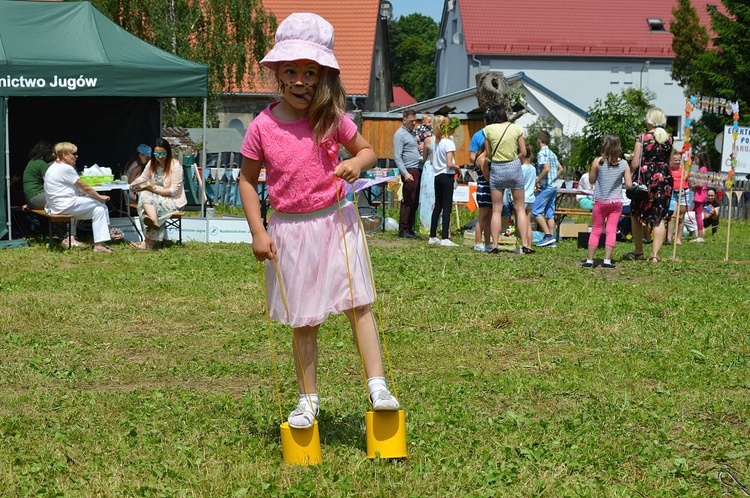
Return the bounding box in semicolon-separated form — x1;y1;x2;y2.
260;13;339;72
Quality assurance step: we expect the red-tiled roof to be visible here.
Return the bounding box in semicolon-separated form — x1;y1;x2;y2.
236;0;379;95
460;0;720;58
390;86;417;109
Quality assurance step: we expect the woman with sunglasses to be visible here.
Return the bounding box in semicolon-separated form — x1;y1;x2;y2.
129;138;186;249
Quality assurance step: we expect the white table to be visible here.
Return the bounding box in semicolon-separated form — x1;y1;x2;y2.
92;182;141;240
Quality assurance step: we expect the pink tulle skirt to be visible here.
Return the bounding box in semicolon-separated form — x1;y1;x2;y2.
265;202;375;328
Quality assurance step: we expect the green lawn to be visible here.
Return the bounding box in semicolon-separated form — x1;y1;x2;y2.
1;220;749;496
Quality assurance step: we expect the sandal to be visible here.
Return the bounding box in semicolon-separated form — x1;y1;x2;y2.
93;245;114;253
129;241;152;250
623;251;645;260
109;228;124;240
288;402;319;429
60;238;86;249
370;389;400;411
649;256;660;264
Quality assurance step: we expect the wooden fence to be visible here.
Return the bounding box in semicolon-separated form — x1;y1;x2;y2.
361;113;484;166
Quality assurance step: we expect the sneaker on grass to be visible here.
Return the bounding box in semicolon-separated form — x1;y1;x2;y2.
537;234;556;247
473;243;485;251
440;239;459;247
428;237;440;245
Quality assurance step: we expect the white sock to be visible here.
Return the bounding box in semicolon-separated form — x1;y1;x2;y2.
367;377;387;398
604;259;611;265
585;259;594;264
298;393;319;411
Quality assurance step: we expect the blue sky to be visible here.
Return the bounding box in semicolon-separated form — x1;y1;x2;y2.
388;0;442;22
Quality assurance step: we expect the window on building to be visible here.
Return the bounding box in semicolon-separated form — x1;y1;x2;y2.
610;67;619;84
667;115;681;138
452;19;457;38
647;18;665;31
624;67;633;85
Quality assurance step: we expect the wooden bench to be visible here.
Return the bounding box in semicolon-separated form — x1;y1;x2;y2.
554;208;592;227
554;208;593;220
23;206;73;250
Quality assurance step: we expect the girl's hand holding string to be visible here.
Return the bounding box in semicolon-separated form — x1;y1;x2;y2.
334;159;362;183
252;231;276;261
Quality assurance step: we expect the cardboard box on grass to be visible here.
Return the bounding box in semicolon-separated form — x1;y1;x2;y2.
559;223;589;238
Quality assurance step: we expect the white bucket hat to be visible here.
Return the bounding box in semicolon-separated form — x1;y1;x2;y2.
261;13;340;72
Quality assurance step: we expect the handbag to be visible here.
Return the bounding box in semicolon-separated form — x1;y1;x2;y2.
477;123;511;181
626;137;649;202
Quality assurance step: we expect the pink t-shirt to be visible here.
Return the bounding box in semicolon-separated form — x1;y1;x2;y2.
241;102;357;213
693;166;708;203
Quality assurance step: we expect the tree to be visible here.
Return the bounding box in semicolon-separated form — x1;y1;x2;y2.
670;0;750;113
525;116;572;167
670;1;750;167
84;0;276;127
669;0;709;90
578;89;653;169
388;13;438;102
693;1;750;108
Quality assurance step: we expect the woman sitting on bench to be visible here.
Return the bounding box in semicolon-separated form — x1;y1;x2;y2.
43;142;121;253
129;138;186;250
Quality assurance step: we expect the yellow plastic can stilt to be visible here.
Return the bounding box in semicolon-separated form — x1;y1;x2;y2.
279;421;322;466
365;410;407;459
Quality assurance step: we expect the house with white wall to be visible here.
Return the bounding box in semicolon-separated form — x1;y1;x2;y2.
393;71;588;137
435;0;717;139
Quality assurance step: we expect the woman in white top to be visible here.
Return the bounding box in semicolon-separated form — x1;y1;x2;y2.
44;142;119;253
425;115;460;246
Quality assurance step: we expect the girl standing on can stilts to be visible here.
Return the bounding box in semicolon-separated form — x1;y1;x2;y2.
238;13;399;429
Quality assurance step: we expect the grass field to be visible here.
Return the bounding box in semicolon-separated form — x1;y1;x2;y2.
1;220;749;496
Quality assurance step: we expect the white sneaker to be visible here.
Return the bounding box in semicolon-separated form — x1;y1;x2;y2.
428;237;440;245
473;243;485;251
690;237;705;243
440;239;459;247
370;389;400;411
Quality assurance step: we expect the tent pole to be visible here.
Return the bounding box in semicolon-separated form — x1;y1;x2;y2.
4;97;12;241
201;97;207;218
